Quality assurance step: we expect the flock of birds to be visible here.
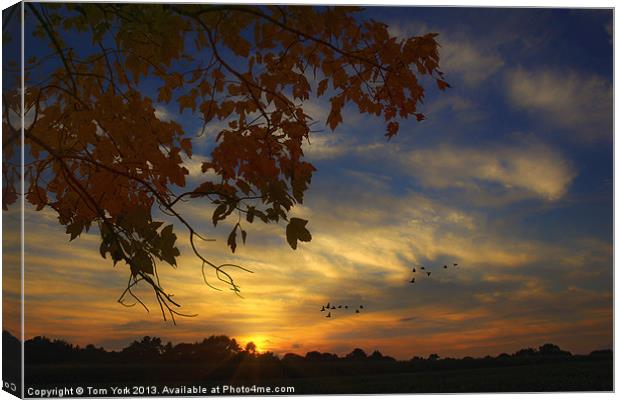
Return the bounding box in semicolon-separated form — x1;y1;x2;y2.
320;302;365;318
320;262;461;319
409;262;459;284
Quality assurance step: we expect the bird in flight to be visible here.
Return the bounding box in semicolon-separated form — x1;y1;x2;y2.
407;261;461;285
320;306;325;312
326;312;331;318
355;309;360;314
359;305;364;309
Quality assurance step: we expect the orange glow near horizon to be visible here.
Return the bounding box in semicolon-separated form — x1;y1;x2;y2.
238;335;271;353
11;195;612;360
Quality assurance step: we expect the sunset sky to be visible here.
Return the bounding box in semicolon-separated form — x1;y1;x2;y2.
5;6;613;359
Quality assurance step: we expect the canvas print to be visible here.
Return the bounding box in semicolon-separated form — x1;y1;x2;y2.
2;2;613;397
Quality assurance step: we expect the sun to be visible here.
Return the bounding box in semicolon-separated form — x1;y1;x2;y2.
241;335;270;353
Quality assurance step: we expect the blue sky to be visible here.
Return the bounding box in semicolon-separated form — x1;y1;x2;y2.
13;6;613;358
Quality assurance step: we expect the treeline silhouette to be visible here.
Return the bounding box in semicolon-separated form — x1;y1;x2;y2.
2;331;21;395
4;329;611;388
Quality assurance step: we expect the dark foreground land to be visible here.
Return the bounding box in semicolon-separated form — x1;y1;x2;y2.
5;331;613;395
26;359;612;394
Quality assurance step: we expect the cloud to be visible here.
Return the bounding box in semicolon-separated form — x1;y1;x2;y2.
302;134;348;161
154;105;173;121
387;20;504;86
302;100;330;126
298;100;375;161
423;95;487;124
440;38;505;86
180;153;218;182
505;67;612;141
402;140;575;201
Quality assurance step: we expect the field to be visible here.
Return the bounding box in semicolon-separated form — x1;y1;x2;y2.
273;360;613;393
25;358;612;395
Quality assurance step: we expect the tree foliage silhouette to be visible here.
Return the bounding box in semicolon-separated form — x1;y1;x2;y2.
3;4;447;321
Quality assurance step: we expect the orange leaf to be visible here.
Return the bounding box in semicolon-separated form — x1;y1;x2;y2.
385;121;399;139
317;79;329;97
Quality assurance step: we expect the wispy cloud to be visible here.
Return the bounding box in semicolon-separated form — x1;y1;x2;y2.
423;94;487;124
440;38;505;86
402;140;576;201
154;105;173;122
387;20;504;87
302;133;348;161
505;67;612;141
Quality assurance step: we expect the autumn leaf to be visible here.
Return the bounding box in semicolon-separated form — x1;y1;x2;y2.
26;186;47;211
180;138;192;157
436;79;451;90
159;224;179;266
212;203;228;227
317;78;329;97
327;96;344;131
2;187;17;210
285;217;312;250
66;221;84;241
227;225;238;253
157;86;172;103
386;121;399;139
131;249;154;275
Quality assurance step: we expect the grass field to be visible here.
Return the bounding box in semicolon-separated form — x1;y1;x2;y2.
266;360;613;393
25;358;612;394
